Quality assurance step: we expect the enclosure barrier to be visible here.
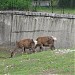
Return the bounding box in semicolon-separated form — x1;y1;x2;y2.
0;11;75;49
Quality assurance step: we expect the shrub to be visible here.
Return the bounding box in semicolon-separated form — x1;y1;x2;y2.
0;0;32;10
58;0;75;8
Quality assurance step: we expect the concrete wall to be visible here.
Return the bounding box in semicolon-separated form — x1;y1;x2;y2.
0;11;75;49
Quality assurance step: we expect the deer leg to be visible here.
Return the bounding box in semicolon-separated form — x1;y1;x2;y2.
10;49;16;58
49;44;55;50
10;51;14;58
51;45;55;50
39;44;43;51
23;47;26;53
32;47;35;53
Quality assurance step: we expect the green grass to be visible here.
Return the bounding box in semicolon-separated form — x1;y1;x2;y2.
35;7;75;14
0;48;74;75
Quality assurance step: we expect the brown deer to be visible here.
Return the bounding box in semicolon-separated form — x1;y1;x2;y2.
11;39;35;58
35;36;57;51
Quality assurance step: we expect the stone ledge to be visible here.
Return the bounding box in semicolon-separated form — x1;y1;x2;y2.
0;11;75;19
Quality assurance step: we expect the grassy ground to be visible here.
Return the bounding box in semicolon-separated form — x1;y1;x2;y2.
35;7;75;14
0;47;75;75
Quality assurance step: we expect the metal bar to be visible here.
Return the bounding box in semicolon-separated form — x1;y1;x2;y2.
62;0;64;14
51;0;53;13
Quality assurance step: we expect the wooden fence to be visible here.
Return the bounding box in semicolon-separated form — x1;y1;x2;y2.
0;11;75;48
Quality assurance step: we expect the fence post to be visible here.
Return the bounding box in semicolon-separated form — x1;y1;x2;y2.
51;0;53;13
35;1;37;11
62;0;64;14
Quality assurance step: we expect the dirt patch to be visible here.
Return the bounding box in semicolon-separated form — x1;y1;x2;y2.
38;69;57;75
54;49;75;55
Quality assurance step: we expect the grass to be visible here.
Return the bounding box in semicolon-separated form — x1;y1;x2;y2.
0;47;75;75
35;7;75;14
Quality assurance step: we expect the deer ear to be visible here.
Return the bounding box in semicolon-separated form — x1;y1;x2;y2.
51;36;57;41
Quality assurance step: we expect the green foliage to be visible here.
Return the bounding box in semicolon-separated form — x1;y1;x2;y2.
0;49;74;75
58;0;75;8
36;6;75;14
0;0;32;10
